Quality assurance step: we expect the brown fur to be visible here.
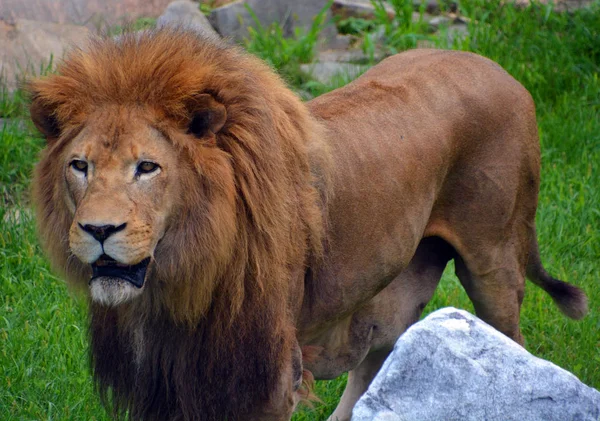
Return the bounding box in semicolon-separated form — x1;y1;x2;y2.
29;29;587;421
30;29;327;420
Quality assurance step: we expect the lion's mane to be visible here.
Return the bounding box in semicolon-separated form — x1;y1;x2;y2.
30;30;330;420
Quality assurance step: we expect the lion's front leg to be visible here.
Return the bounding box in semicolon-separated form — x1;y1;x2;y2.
247;340;306;421
322;237;452;420
327;349;390;421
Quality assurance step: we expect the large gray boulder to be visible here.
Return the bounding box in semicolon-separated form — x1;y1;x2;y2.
0;0;173;30
157;0;219;39
352;307;600;421
209;0;336;43
0;19;88;91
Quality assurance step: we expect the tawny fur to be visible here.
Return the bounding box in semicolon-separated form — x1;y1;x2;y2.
29;29;587;421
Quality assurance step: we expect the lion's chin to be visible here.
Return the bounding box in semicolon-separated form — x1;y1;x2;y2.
89;277;144;306
89;256;150;306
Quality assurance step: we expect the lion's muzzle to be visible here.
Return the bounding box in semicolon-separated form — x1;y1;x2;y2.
70;217;158;306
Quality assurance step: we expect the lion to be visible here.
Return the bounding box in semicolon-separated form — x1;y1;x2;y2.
28;29;587;421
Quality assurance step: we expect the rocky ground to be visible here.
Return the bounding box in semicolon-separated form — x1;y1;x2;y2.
1;0;594;93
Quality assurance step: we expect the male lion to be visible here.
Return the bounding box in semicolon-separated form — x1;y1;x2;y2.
29;30;587;421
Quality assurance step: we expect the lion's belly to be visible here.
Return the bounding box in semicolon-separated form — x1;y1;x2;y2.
300;237;447;379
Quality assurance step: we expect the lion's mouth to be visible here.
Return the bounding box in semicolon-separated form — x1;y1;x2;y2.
90;255;151;288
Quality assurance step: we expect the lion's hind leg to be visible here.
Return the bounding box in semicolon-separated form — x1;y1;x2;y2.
454;248;526;345
452;224;589;346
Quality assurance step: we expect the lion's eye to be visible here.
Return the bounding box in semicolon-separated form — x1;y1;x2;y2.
136;161;160;175
71;160;88;174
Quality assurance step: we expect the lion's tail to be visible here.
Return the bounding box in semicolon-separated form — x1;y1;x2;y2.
527;230;588;320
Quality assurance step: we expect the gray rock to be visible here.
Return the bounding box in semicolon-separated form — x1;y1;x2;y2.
209;0;336;43
514;0;594;11
322;34;353;51
209;0;265;41
331;1;430;27
0;19;88;91
331;0;395;20
291;0;336;39
429;15;468;31
157;0;219;39
317;49;369;64
0;0;173;31
300;61;367;84
413;0;458;14
352;307;600;421
445;22;468;45
428;15;451;28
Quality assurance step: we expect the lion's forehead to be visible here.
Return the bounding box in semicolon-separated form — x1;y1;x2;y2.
69;117;172;165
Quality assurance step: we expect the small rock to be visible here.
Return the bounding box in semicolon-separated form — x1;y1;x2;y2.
200;0;234;6
352;308;600;421
292;0;338;42
300;61;367;84
445;22;468;45
428;15;451;28
0;19;88;91
209;0;336;43
317;48;368;63
322;34;353;51
416;39;436;48
413;0;458;14
429;14;469;29
157;0;219;39
208;0;247;40
513;0;594;12
331;0;395;20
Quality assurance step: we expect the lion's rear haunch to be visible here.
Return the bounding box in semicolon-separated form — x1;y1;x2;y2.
29;29;327;420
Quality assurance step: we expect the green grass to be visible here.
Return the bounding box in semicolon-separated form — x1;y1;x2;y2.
1;1;599;419
109;17;157;36
244;1;332;90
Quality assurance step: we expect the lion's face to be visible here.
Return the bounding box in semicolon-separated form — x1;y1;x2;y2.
32;74;234;315
63;108;180;305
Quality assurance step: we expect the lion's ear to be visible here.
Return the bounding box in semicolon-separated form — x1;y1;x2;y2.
30;97;62;141
187;94;227;139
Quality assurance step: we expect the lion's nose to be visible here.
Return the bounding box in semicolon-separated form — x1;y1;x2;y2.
79;223;127;243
